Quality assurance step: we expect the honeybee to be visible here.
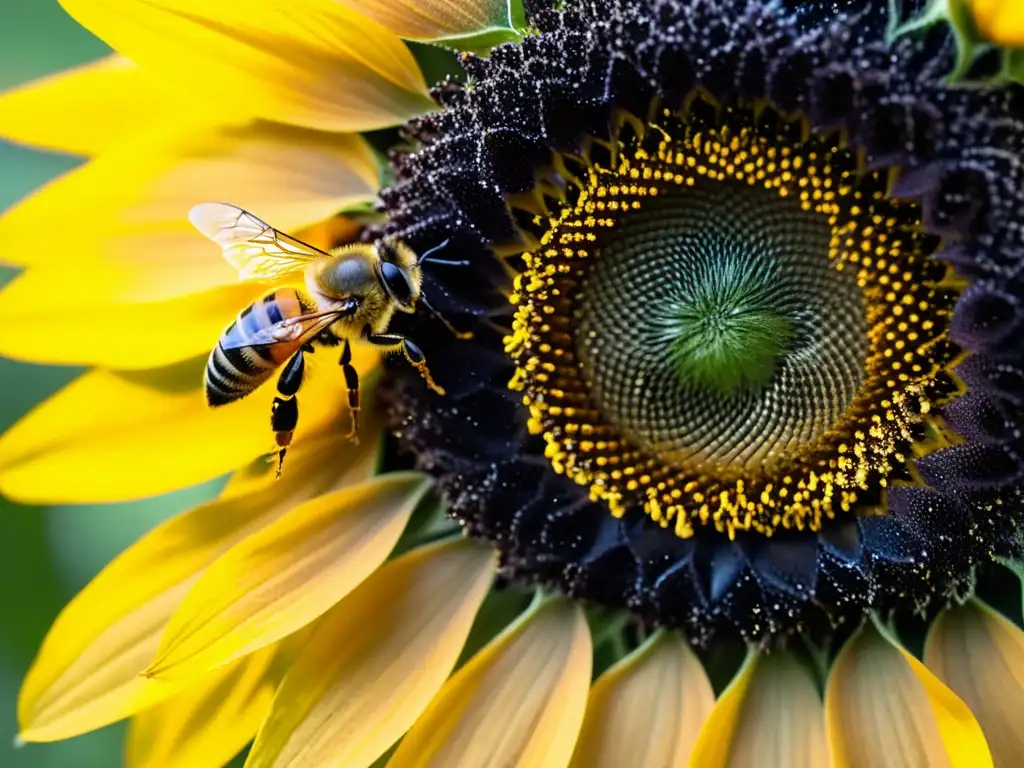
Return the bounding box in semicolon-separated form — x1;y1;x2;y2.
189;202;462;476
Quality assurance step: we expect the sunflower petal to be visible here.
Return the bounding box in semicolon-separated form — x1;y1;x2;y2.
388;594;592;768
145;473;431;680
125;645;278;768
245;538;495;768
0;351;374;504
570;630;713;768
0;273;265;369
57;0;434;131
0;55;205;156
17;432;377;742
925;601;1024;768
334;0;514;42
825;621;992;768
970;0;1024;47
690;650;829;768
0;122;378;281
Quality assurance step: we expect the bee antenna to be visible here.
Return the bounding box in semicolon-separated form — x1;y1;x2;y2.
416;238;463;266
422;257;470;267
419;294;474;339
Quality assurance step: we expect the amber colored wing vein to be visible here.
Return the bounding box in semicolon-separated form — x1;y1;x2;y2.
189;202;330;281
220;303;359;350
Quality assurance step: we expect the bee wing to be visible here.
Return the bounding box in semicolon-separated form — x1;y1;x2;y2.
220;302;359;351
189;202;330;281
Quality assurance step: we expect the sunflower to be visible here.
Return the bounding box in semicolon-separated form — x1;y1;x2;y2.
2;0;1024;766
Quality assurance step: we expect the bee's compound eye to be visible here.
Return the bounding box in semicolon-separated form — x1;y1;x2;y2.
380;261;415;307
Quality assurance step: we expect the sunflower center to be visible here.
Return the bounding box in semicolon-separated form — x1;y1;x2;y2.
505;101;961;539
380;0;1018;645
575;177;867;471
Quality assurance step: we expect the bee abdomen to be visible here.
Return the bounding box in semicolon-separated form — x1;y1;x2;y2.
205;341;276;405
205;289;309;406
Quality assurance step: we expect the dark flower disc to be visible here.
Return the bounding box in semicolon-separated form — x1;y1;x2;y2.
376;0;1024;646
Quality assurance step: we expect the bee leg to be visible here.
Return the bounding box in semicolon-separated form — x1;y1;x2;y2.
365;332;445;396
339;339;360;440
397;339;445;395
271;350;305;477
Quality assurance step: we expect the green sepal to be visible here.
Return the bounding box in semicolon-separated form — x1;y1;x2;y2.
412;1;528;56
795;632;833;695
870;610;929;659
390;497;462;558
996;555;1024;619
427;26;523;56
890;0;1024;85
1001;47;1024;83
454;584;535;668
508;0;529;32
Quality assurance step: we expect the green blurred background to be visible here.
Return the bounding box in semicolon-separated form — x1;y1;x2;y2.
0;3;222;765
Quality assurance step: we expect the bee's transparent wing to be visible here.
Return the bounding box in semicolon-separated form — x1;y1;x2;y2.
189;202;330;281
220;303;358;350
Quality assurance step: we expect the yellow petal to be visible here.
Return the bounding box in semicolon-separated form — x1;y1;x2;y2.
0;211;360;372
58;0;434;132
219;422;385;511
246;538;496;768
925;601;1024;768
388;594;592;768
0;55;207;156
335;0;513;41
691;649;830;768
17;431;378;742
126;645;278;768
0;272;265;369
970;0;1024;47
0;122;378;281
570;630;713;768
826;621;992;768
146;473;431;679
0;349;374;504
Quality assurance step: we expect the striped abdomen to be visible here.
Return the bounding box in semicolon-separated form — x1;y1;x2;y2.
205;288;312;406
